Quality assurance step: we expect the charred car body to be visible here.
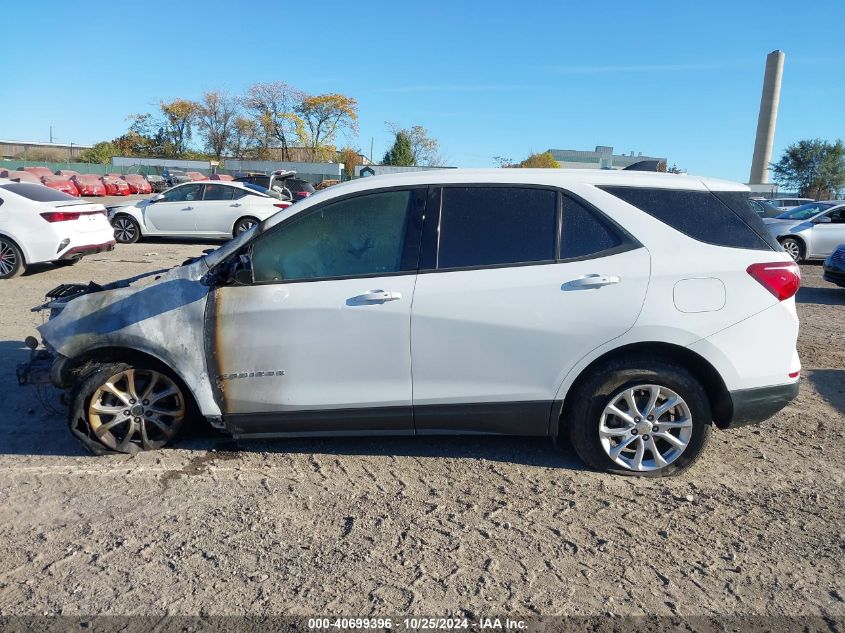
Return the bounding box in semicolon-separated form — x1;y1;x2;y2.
18;169;801;475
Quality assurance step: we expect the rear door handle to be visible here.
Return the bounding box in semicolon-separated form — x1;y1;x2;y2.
565;274;621;289
350;290;403;303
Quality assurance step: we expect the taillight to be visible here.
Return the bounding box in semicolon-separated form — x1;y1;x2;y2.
296;191;311;198
40;211;105;222
746;261;801;301
273;203;289;208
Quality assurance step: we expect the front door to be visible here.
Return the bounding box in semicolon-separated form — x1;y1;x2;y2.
212;187;426;436
145;183;203;233
811;206;845;257
410;186;650;435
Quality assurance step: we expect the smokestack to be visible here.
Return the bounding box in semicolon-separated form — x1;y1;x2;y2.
749;50;785;184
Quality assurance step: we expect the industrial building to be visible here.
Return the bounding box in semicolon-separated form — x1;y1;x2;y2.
547;146;667;170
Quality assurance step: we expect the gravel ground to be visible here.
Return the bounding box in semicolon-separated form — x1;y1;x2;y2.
0;243;843;619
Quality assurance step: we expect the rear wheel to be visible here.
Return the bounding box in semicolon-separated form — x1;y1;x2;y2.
566;360;711;476
69;362;187;455
780;237;804;262
112;215;141;243
233;216;260;237
0;237;24;279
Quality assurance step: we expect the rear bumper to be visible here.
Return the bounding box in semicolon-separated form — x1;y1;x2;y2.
822;266;845;287
59;240;116;260
720;381;800;429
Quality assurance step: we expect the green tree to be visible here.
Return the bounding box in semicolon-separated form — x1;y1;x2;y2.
513;151;560;168
296;93;358;161
771;139;845;199
242;82;305;160
79;141;119;165
386;123;444;166
382;131;415;166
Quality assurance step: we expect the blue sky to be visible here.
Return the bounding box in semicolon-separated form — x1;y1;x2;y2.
1;0;843;181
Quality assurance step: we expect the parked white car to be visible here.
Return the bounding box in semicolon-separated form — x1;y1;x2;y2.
108;181;291;243
0;179;115;279
768;197;814;211
763;201;845;261
19;169;801;476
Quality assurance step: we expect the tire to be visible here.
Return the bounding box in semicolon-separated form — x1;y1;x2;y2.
68;361;188;455
780;237;804;262
566;359;711;477
0;237;25;279
112;215;141;243
233;216;260;237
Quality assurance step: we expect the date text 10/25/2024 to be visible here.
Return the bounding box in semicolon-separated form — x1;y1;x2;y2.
308;618;527;630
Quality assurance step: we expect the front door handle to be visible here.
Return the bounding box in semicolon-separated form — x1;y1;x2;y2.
564;274;621;290
182;206;194;211
230;203;242;207
349;290;403;303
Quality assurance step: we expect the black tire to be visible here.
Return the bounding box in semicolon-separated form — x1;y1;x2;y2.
233;216;260;237
566;359;712;477
0;236;25;279
69;361;189;455
112;214;141;243
780;237;804;262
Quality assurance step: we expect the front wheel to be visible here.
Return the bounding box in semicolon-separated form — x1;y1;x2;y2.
69;362;188;455
0;237;25;279
233;216;260;237
780;237;804;262
566;360;711;476
112;215;141;243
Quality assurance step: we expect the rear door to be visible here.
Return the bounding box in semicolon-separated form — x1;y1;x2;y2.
145;183;203;234
410;186;650;435
196;183;239;236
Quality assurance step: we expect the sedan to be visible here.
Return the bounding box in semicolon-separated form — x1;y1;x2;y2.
823;245;845;289
108;181;292;243
763;201;845;261
0;179;115;279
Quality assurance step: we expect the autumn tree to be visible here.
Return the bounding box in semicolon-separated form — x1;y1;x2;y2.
771;139;845;199
382;131;415;166
197;90;239;159
79;141;119;165
339;147;360;179
296;93;358;161
242;82;305;160
513;151;560;168
160;99;200;157
228;116;262;159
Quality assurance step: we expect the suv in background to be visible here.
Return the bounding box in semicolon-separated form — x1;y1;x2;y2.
19;169;801;476
234;170;315;201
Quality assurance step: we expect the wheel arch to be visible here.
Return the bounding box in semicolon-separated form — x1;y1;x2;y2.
112;210;144;235
553;341;732;436
232;215;261;236
0;231;31;265
777;234;806;255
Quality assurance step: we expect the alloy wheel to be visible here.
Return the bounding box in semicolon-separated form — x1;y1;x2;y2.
87;369;185;452
236;219;257;234
0;239;18;277
598;384;693;472
782;239;801;262
113;217;137;242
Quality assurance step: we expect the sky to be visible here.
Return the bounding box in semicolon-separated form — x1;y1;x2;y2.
1;0;843;182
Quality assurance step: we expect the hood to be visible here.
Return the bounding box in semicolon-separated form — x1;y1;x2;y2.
763;218;812;235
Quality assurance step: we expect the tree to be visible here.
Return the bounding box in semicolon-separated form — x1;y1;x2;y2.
159;99;200;157
386;123;444;166
197;90;239;159
79;141;119;165
296;93;358;161
228;116;262;159
513;151;560;168
771;139;845;199
339;147;360;179
492;156;514;168
382;131;415;166
242;82;305;160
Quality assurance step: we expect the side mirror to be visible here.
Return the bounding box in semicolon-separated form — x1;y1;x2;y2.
234;268;253;285
814;216;831;224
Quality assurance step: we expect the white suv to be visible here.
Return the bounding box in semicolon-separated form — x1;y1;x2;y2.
19;169;801;476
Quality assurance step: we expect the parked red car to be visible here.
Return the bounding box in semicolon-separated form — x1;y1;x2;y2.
100;175;131;196
41;175;80;197
23;166;54;179
121;174;153;194
209;173;234;181
2;170;41;183
185;171;206;181
72;174;107;196
56;169;81;178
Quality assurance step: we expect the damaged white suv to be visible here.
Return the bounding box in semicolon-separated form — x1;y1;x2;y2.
18;169;801;476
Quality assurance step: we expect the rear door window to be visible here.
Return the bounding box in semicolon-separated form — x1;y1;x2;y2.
437;187;557;269
203;184;235;201
600;186;778;251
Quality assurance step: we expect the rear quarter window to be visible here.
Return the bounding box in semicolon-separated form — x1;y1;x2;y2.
599;186;779;251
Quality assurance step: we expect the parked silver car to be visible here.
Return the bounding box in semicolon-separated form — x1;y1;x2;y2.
764;201;845;261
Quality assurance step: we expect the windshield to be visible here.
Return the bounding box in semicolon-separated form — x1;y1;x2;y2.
776;203;834;221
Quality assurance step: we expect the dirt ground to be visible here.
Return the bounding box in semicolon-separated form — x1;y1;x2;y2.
0;242;843;620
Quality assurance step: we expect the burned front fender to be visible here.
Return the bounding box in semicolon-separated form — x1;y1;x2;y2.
37;262;223;418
